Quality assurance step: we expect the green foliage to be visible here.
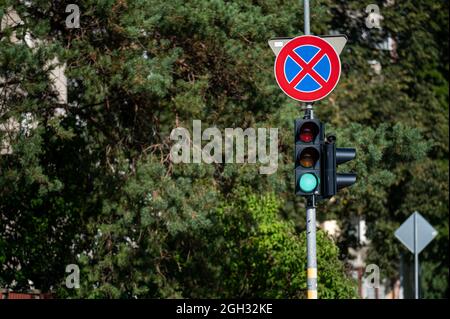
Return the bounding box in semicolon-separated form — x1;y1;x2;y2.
216;189;356;298
0;0;448;299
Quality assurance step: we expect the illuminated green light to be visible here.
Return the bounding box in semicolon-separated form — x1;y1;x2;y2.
299;173;318;192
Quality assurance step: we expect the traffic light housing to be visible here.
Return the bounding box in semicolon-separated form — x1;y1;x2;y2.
295;119;324;196
294;118;357;199
322;136;357;198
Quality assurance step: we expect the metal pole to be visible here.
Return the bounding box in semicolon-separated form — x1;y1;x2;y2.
302;0;314;118
399;252;404;299
304;0;310;35
303;0;317;300
414;213;419;299
306;196;317;299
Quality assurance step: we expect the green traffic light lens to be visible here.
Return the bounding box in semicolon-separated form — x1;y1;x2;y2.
299;173;318;193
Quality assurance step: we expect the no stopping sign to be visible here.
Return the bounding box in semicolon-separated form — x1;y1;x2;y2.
274;35;341;102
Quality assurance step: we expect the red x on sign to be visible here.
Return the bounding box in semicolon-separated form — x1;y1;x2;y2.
274;35;341;102
288;49;329;88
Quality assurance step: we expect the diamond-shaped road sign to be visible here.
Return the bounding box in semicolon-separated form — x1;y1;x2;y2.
395;211;438;254
268;34;347;57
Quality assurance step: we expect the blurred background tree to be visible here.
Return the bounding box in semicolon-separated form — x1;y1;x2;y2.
0;0;447;298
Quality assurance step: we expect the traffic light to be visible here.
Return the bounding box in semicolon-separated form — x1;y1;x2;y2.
295;119;324;196
295;118;356;199
322;135;357;198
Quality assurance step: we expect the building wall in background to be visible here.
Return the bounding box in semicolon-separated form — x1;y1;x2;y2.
0;7;67;155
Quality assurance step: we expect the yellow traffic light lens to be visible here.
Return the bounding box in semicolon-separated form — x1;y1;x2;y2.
300;153;314;168
299;147;319;168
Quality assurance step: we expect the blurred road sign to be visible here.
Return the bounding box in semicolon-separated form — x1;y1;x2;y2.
395;211;437;299
274;35;341;102
395;211;438;254
268;34;347;56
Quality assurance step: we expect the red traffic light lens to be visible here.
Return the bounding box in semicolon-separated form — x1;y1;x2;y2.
300;131;313;143
299;122;318;143
299;147;319;168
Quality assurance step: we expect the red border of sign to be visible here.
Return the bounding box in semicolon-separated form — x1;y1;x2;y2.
274;35;341;102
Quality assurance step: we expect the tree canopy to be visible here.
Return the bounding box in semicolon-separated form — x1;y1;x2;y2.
0;0;448;298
